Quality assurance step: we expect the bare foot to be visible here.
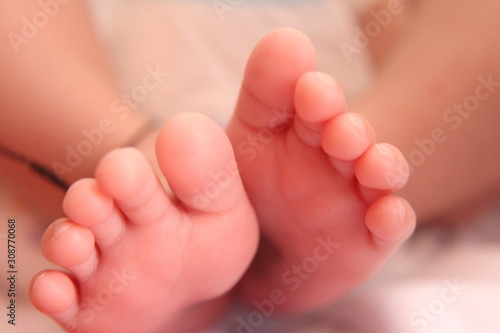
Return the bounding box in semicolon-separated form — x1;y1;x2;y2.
30;113;259;333
227;28;416;313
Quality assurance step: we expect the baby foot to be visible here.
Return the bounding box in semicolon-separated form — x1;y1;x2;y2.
30;113;258;333
227;28;416;313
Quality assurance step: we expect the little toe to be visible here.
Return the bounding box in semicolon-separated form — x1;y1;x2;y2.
42;218;98;282
63;178;125;249
30;270;79;327
355;143;410;200
365;196;416;250
95;148;180;227
294;72;346;147
156;112;246;214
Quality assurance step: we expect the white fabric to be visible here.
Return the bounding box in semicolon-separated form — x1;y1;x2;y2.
88;0;373;127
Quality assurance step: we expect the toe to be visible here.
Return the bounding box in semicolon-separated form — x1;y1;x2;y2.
95;148;180;227
63;178;126;249
233;28;316;131
322;113;375;161
156;112;246;214
30;270;79;326
365;196;416;249
42;218;98;282
294;72;346;147
355;143;410;202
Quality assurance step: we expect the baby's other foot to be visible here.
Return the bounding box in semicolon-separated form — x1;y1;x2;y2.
30;113;258;333
227;28;416;313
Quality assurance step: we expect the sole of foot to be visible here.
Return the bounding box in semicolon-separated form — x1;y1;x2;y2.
30;112;259;333
227;28;416;313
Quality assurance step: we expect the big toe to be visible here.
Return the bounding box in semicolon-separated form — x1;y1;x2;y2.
156;112;246;214
232;28;317;131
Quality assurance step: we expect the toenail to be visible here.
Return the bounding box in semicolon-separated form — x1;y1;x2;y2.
376;144;394;159
348;114;367;135
316;72;337;87
50;222;71;240
396;198;407;221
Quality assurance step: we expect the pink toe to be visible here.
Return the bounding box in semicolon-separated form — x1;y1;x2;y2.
355;143;410;191
323;113;375;161
365;196;416;248
31;270;78;317
63;178;115;227
295;72;345;124
42;219;95;268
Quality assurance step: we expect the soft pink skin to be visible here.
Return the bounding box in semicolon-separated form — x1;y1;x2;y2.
31;28;416;333
227;28;415;313
31;113;259;333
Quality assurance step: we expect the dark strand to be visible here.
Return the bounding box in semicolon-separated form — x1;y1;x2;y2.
29;162;70;190
0;121;155;191
0;143;69;190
